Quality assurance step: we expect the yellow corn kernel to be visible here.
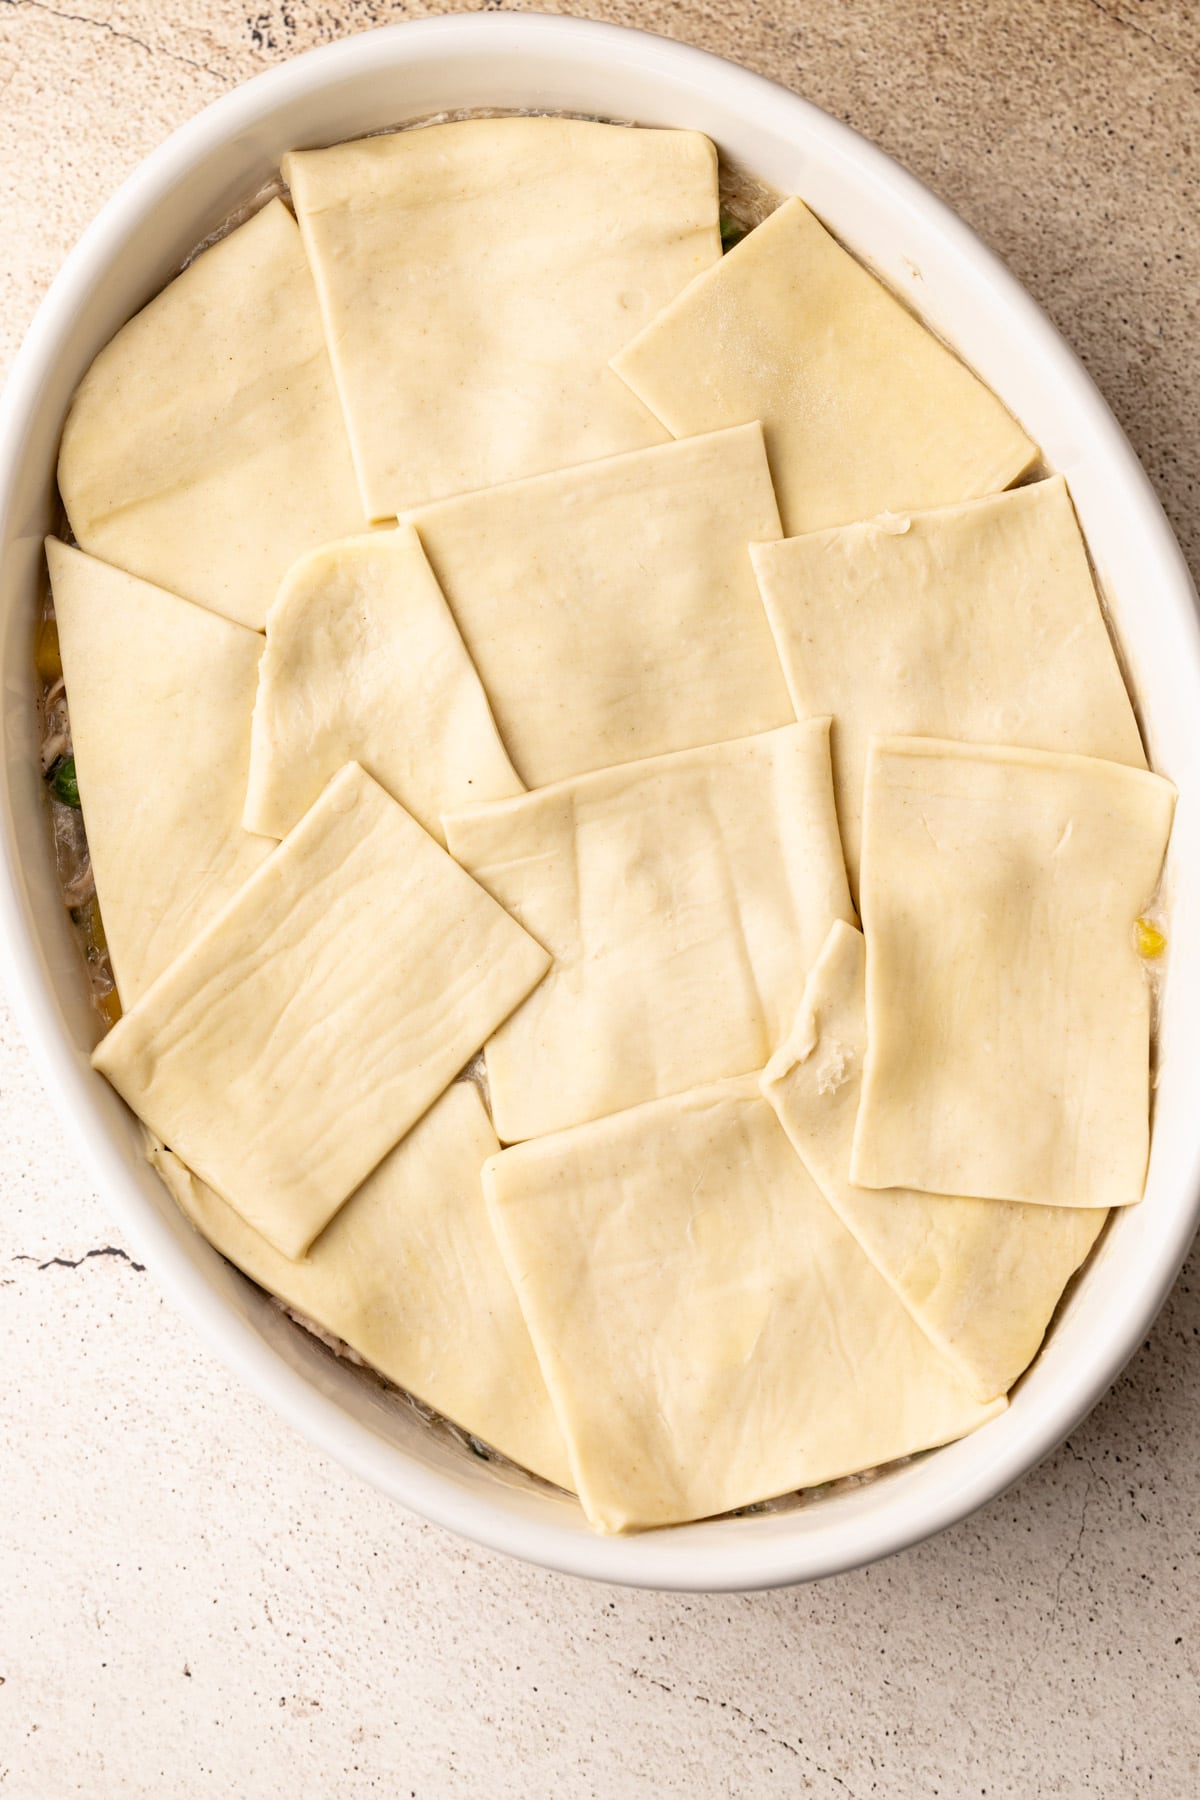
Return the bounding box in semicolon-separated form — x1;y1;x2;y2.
94;983;123;1030
35;616;62;687
1135;917;1167;960
85;895;108;955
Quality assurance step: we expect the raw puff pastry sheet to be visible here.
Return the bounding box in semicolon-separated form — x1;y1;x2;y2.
852;738;1175;1210
57;198;364;631
485;1075;1003;1532
763;922;1107;1402
750;477;1146;895
244;525;523;844
149;1081;572;1490
285;118;722;520
46;539;273;1005
407;423;793;788
612;195;1036;536
445;720;854;1142
94;763;550;1260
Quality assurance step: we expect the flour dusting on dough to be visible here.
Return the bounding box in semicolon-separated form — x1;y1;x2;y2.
816;1039;854;1096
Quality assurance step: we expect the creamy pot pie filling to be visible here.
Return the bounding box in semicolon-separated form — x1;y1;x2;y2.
38;115;1173;1532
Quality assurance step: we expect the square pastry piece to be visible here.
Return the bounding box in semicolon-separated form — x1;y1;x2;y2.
244;526;522;844
46;539;273;1005
853;739;1175;1210
763;923;1107;1402
751;479;1146;895
612;197;1036;536
57;199;364;631
485;1077;1003;1532
409;423;791;787
149;1083;572;1490
284;118;720;520
94;764;550;1259
445;721;854;1143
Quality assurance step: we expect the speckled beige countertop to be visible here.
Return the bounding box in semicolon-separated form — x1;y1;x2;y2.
1;3;1198;1795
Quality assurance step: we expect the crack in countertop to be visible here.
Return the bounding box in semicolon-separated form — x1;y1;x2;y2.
12;1244;146;1273
1081;0;1200;77
629;1666;863;1793
2;0;227;81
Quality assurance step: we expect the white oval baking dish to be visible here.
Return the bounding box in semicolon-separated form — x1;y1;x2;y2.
1;13;1197;1591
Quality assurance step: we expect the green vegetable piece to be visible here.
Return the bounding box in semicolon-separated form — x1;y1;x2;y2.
53;754;81;808
719;212;747;252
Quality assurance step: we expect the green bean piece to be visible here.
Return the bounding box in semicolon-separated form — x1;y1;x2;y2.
53;754;81;808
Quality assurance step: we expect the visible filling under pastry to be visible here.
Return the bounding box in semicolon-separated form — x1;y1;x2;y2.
40;114;1174;1534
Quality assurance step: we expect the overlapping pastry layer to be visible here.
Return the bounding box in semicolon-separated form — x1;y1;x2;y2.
149;1082;572;1491
763;922;1108;1402
46;539;273;1005
244;526;523;845
285;118;721;520
445;720;854;1142
750;478;1146;895
56;118;1172;1532
853;738;1174;1209
94;763;550;1260
485;1075;1004;1533
406;423;792;788
612;196;1037;535
57;199;364;631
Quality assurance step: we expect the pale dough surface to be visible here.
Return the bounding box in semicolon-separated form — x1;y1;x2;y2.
57;199;364;631
750;477;1147;895
45;539;273;1005
93;763;550;1260
284;118;720;521
612;196;1037;536
409;423;792;787
853;738;1175;1208
445;721;854;1142
763;922;1107;1402
485;1076;1003;1532
147;1083;572;1491
244;527;523;844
